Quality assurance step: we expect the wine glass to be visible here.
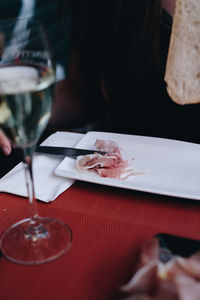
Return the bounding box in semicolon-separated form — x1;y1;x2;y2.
0;19;72;265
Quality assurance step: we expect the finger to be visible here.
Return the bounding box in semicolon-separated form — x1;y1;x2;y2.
0;129;12;155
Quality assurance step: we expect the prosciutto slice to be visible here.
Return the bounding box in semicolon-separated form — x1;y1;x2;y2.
76;139;134;179
121;237;200;300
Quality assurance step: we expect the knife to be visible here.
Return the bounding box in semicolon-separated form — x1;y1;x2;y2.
35;145;106;159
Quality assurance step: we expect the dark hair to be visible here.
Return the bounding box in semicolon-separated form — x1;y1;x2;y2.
72;0;163;104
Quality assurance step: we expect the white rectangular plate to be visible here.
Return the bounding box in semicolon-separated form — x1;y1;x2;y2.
55;131;200;200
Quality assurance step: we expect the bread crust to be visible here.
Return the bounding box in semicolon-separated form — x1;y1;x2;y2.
165;0;200;105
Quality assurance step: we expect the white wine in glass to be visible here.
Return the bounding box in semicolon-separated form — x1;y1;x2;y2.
0;19;72;265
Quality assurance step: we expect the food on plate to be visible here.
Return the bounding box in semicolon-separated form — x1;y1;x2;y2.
121;237;200;299
76;139;134;179
164;0;200;105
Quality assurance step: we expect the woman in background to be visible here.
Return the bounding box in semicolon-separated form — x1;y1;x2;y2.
70;0;199;143
70;0;200;145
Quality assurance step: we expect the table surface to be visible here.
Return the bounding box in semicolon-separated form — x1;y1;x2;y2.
1;158;200;300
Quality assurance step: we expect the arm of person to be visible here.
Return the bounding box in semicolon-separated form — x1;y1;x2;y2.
162;0;176;16
48;50;106;131
49;52;89;130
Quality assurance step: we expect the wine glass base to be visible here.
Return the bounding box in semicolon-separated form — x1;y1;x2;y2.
0;217;72;265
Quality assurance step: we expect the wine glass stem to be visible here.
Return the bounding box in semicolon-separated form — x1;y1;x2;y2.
23;147;38;223
23;148;49;240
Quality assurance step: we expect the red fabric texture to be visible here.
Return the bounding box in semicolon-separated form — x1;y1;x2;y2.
0;181;200;300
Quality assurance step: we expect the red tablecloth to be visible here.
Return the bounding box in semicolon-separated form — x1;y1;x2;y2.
1;181;200;300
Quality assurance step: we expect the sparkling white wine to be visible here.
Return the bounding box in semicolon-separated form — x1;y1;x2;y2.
0;64;55;147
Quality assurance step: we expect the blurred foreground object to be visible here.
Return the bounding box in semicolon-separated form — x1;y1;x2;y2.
121;236;200;299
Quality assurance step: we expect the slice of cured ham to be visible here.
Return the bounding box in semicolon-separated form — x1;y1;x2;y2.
76;139;134;179
121;237;200;300
94;139;121;155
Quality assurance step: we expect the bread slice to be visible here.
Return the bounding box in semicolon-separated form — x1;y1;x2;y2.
164;0;200;105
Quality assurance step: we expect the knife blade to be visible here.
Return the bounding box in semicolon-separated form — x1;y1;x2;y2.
35;145;106;159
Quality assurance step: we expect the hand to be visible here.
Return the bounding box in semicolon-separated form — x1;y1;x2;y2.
0;129;12;155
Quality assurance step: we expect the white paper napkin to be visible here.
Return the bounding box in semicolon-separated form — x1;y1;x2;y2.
0;131;84;202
